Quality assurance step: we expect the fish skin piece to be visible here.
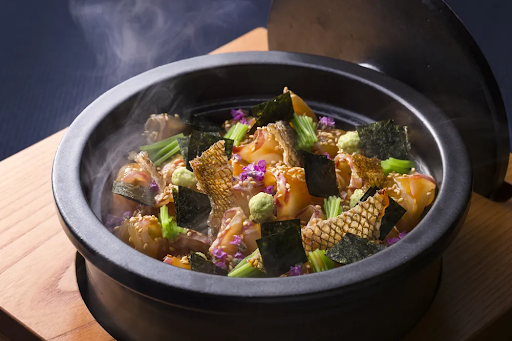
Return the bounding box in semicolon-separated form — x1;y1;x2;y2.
267;121;301;167
190;140;236;241
351;153;386;190
301;190;389;253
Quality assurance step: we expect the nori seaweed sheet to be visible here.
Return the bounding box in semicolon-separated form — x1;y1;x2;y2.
173;186;211;234
249;92;294;134
379;197;407;240
184;131;233;170
360;187;379;202
303;151;339;197
261;219;301;238
188;252;228;276
112;181;154;206
177;136;191;170
356;120;410;160
326;233;386;265
256;219;307;277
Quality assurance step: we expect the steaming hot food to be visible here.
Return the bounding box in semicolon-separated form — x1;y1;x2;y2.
107;88;437;277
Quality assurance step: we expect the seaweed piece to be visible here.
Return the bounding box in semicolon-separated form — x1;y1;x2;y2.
173;186;211;234
249;92;294;134
303;151;339;197
188;252;228;276
256;219;307;277
379;198;407;240
356;120;410;160
185;131;233;169
261;219;301;238
326;233;386;265
112;181;153;206
360;187;379;202
177;136;191;169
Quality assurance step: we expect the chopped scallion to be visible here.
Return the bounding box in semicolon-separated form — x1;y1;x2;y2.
381;157;415;175
228;249;265;278
224;122;249;146
139;133;184;151
324;195;342;219
159;205;185;241
292;113;318;150
308;249;336;272
154;145;181;167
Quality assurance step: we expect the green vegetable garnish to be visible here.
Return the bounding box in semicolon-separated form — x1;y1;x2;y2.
292;113;318;150
349;189;365;208
308;249;336;272
381;157;415;175
139;133;184;151
228;249;266;278
159;205;185;241
324;196;342;218
224;122;249;146
153;141;181;167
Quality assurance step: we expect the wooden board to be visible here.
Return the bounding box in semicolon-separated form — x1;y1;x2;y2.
0;27;511;341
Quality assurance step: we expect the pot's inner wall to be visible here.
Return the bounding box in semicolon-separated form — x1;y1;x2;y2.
79;64;443;222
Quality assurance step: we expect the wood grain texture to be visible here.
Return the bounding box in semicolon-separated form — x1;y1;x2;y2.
0;27;511;341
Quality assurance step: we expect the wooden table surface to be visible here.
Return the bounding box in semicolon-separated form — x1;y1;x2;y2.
1;27;512;341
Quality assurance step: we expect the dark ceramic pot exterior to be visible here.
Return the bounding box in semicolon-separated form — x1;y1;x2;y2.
53;52;472;341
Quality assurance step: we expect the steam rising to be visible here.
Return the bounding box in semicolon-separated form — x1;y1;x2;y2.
70;0;255;218
70;0;249;83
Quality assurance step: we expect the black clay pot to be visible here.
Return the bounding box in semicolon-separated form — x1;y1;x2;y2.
52;51;472;341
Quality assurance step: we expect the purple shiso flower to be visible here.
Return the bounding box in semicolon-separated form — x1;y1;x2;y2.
323;152;331;160
105;211;133;230
211;247;228;260
385;231;408;246
213;259;227;269
240;159;266;182
229;235;242;246
288;265;303;276
263;185;275;195
234;252;244;259
232;153;242;162
318;116;335;129
149;180;159;192
231;108;248;125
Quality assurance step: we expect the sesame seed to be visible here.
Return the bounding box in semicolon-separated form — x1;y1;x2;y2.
174;114;180;118
226;218;232;224
426;192;432;196
143;243;148;250
397;198;404;203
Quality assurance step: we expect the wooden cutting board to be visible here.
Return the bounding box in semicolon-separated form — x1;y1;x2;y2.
1;27;511;341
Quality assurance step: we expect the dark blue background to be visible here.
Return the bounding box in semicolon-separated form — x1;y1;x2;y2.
0;0;510;160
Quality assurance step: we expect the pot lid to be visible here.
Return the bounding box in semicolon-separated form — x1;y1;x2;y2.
268;0;510;199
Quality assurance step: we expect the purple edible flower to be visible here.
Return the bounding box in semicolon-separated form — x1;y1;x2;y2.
288;265;303;276
385;231;408;246
229;235;242;246
232;153;242;162
323;152;331;160
241;160;266;182
318;116;335;129
105;211;133;231
211;247;228;260
213;259;227;269
234;252;244;259
263;185;275;195
231;108;248;125
149;180;159;192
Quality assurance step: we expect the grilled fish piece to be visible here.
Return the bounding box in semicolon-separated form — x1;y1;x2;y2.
301;190;389;252
135;151;166;191
190;140;236;240
335;153;385;191
267;121;301;167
